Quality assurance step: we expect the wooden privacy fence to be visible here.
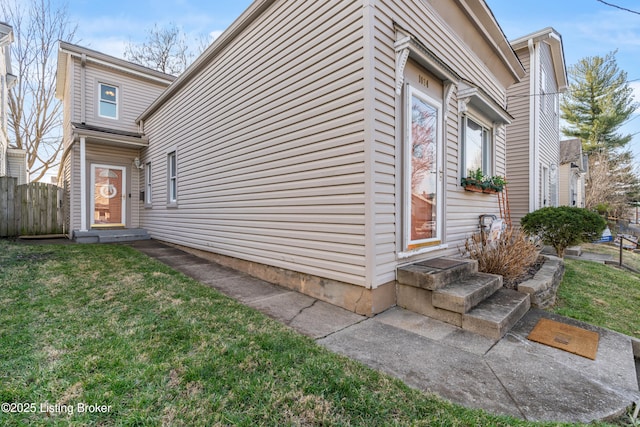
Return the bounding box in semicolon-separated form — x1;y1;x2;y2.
0;177;64;237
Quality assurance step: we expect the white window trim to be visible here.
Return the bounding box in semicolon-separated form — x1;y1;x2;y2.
98;82;119;120
404;84;443;249
461;112;494;178
542;165;549;207
145;162;152;207
90;163;126;227
167;150;178;206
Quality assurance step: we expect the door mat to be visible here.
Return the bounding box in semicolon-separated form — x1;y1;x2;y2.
416;258;466;270
527;318;599;360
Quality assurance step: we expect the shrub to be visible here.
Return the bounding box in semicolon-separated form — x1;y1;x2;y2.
460;226;540;288
521;207;607;258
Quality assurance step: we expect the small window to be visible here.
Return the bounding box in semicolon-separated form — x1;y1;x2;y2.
168;151;177;204
145;162;152;206
542;166;549;207
462;115;493;177
99;83;118;119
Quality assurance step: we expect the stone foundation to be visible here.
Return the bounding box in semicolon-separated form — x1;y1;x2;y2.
163;241;396;317
517;255;565;308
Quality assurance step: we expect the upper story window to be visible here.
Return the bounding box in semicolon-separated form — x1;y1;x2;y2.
462;115;493;177
99;83;118;119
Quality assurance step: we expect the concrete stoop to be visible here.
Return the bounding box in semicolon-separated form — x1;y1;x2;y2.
397;257;530;339
73;228;150;243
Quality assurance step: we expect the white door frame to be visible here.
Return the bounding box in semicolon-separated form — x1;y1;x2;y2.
90;163;126;227
403;84;443;249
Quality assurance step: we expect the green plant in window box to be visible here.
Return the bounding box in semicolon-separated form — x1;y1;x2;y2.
487;175;507;192
461;168;506;193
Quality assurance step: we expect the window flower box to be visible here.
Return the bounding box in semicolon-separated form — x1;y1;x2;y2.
461;169;506;194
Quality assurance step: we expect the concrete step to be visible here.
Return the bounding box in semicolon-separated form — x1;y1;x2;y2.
396;284;463;327
397;257;477;291
74;228;150;243
462;288;531;339
99;230;150;243
432;272;502;314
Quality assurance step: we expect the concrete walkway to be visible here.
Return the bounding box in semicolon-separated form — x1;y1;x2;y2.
128;240;640;424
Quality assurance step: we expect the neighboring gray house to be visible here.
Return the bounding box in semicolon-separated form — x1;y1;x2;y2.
55;42;175;238
132;0;525;315
506;28;567;225
0;21;26;184
558;138;587;208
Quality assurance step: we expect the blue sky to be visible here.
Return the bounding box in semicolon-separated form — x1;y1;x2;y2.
489;0;640;160
67;0;640;159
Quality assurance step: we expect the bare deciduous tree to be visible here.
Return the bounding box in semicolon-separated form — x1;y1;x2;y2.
124;23;193;76
1;0;76;182
586;150;640;217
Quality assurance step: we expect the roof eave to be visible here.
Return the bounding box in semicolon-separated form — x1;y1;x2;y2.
455;0;526;83
138;0;276;123
511;27;568;92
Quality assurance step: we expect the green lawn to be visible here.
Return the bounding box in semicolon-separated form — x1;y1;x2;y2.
553;257;640;339
581;242;640;272
0;240;593;427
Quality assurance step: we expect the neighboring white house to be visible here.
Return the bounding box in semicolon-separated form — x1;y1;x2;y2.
558;138;587;208
132;0;525;315
0;21;26;184
506;28;567;225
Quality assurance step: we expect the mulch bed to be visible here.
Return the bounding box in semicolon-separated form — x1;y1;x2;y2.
503;256;545;290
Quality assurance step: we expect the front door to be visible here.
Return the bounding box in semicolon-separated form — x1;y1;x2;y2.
405;85;442;249
91;164;126;227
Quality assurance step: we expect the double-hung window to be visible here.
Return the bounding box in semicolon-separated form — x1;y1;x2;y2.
145;162;152;206
168;151;177;204
462;115;493;177
99;83;118;119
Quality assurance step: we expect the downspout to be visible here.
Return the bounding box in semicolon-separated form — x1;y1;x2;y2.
80;54;88;232
80;136;87;232
80;54;86;124
528;38;539;212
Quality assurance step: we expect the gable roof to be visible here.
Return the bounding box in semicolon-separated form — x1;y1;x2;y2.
139;0;525;122
510;27;568;92
559;138;583;164
55;41;176;100
455;0;525;84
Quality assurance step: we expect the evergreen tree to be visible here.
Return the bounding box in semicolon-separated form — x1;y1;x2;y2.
561;51;637;153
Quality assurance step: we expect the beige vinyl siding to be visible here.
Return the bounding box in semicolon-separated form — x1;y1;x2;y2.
69;146;81;231
83;143;141;228
558;164;570;206
66;56;80;149
506;49;531;226
141;0;368;286
377;0;508;103
537;42;560;207
367;3;402;287
62;150;72;233
65;143;141;230
374;0;509;266
83;64;168;133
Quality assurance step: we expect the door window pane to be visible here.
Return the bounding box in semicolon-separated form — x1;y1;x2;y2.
410;93;438;242
94;167;123;224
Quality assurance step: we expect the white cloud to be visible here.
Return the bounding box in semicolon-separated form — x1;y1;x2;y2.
82;37;129;59
209;30;224;41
